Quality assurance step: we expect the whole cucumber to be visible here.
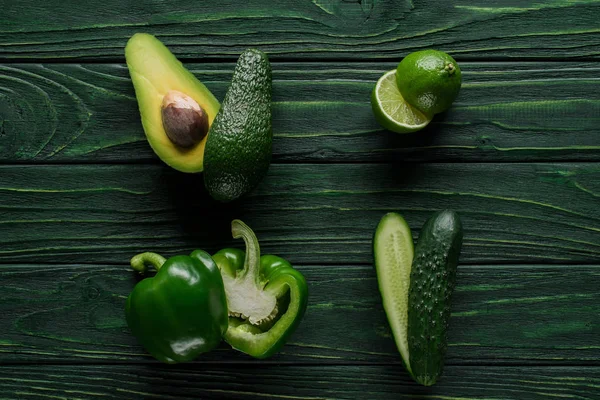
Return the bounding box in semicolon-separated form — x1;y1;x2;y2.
408;210;463;386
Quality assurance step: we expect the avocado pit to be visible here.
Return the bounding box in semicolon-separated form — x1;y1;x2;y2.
161;90;209;148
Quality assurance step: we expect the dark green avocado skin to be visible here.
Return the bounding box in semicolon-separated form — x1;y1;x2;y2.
204;49;272;202
408;210;463;386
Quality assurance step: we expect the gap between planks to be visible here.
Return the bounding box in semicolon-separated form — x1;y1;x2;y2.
2;56;600;64
0;360;599;368
1;261;600;268
3;159;600;166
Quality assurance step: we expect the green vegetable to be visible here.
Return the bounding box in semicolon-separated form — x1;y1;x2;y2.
212;220;308;358
373;210;463;386
204;49;273;202
125;250;228;364
408;210;463;386
373;212;414;373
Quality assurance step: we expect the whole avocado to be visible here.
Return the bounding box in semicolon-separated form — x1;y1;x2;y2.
203;49;272;202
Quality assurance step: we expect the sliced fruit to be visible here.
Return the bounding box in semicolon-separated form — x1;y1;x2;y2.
396;49;462;116
204;49;272;202
125;33;220;173
373;212;415;373
371;70;431;134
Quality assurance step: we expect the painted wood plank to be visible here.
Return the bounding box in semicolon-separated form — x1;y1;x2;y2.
0;163;598;265
1;1;599;60
1;62;599;163
0;263;598;364
0;365;598;399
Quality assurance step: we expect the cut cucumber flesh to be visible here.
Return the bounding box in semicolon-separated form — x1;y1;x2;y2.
373;212;414;372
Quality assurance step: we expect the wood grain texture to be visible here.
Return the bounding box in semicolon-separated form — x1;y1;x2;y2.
1;62;599;163
1;0;599;60
0;365;598;399
0;264;598;364
2;0;599;394
0;163;598;265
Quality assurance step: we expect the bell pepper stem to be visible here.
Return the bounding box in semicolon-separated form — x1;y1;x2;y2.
130;252;167;273
231;219;261;286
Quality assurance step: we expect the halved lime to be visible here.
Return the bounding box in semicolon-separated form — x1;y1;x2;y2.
371;69;431;134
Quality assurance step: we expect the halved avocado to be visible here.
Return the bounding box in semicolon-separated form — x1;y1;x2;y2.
125;33;220;173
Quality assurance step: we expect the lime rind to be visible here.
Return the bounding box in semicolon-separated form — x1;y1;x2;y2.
396;50;462;116
371;70;431;134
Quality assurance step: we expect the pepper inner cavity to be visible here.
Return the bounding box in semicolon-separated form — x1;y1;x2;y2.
223;273;278;325
230;287;292;334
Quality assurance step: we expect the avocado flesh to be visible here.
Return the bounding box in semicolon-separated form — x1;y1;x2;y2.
125;33;220;173
204;49;272;202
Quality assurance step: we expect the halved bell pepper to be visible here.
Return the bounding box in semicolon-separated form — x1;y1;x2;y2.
125;250;228;363
212;220;308;359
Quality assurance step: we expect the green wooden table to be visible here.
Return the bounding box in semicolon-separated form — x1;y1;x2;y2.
1;1;599;398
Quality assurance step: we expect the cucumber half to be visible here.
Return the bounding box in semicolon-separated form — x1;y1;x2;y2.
408;210;463;386
373;212;414;373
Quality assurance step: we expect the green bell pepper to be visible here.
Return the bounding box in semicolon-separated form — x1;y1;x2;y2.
212;219;308;359
125;250;228;363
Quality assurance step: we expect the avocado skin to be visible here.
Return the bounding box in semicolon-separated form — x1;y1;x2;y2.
407;210;463;386
204;49;272;202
